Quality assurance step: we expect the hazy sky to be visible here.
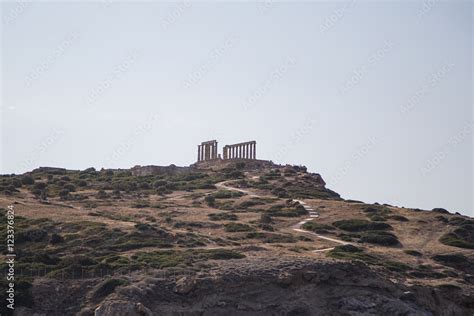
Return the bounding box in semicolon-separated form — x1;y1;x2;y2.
1;1;472;215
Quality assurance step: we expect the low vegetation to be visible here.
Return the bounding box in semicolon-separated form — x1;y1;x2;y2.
404;250;422;257
301;222;335;233
224;223;254;232
332;219;392;232
359;231;400;246
327;245;379;265
208;212;238;221
439;218;474;249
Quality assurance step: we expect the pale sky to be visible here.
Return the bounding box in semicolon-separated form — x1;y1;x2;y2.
1;1;473;215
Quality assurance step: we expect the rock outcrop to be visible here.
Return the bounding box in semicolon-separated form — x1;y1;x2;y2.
84;257;472;316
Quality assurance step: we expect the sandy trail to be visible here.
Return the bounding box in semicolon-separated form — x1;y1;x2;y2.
216;181;349;252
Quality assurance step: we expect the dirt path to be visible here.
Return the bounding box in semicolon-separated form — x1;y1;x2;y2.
216;180;349;252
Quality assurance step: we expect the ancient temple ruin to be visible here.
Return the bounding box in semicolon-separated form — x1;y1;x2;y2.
197;140;218;162
197;140;256;162
223;141;256;160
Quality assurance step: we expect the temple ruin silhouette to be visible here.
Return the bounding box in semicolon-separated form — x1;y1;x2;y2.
197;140;256;162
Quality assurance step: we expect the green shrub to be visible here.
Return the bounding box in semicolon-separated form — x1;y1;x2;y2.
58;189;70;199
212;190;244;199
335;244;362;253
153;180;168;188
134;251;184;269
237;199;265;209
363;206;390;214
432;208;449;214
332;219;392;232
271;187;289;198
139;182;150;189
21;175;35;185
205;195;216;207
302;222;335;233
449;217;474;226
404;250;422;257
383;261;410;272
208;213;238;221
224;223;253;232
77;180;87;187
439;233;474;249
431;253;473;274
327;245;378;264
15;228;48;243
204;249;245;260
266;204;308;217
433;253;468;264
439;218;474;249
245;232;296;243
64;183;76;192
359;231;399;246
96;190;108;199
33;182;47;190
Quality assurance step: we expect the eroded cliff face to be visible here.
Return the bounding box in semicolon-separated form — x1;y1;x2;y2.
16;257;473;316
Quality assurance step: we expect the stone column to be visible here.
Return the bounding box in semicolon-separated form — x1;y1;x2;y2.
198;145;201;161
253;142;256;159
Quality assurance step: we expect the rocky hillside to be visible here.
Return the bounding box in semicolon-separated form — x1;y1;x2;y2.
0;161;472;315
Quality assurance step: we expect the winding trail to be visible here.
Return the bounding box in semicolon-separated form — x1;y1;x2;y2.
216;180;349;252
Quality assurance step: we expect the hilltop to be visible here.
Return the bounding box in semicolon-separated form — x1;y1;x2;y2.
0;161;473;315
